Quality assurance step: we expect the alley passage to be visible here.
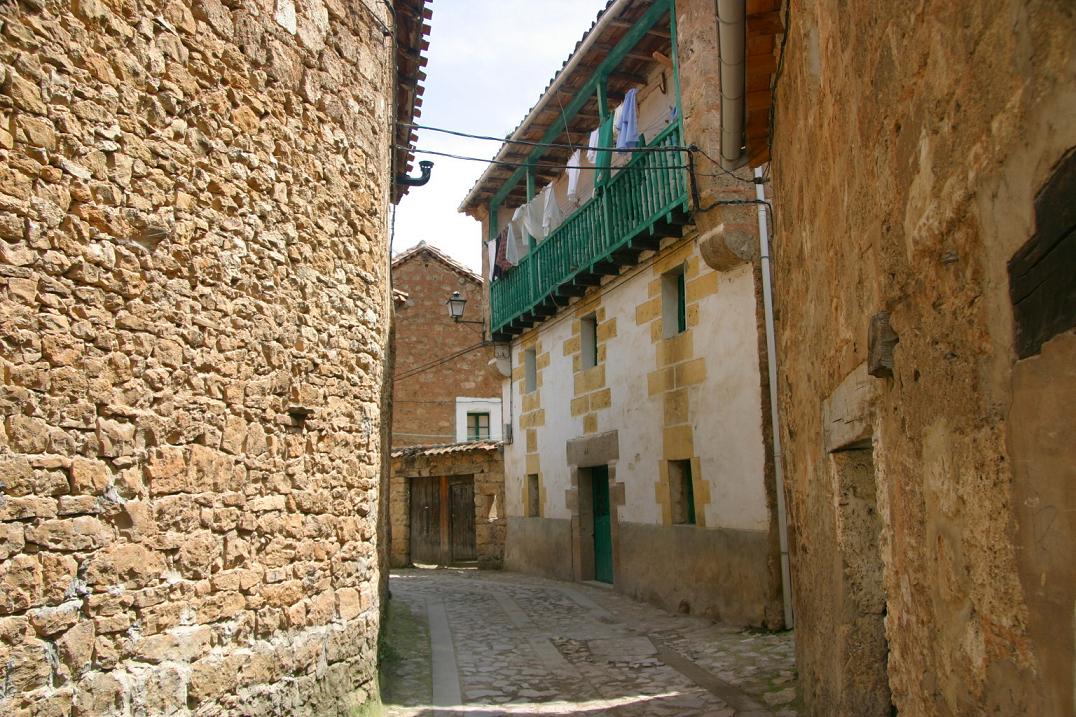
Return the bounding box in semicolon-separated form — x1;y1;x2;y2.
380;569;800;716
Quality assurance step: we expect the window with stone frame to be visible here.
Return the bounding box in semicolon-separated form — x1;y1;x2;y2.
669;459;696;525
661;264;687;338
581;313;599;369
524;348;537;392
527;474;541;517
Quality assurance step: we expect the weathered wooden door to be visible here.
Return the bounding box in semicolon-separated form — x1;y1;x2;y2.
409;475;476;565
449;478;476;562
591;465;614;584
409;477;441;564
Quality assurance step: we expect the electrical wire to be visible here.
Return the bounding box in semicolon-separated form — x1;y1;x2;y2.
694;196;774;216
689;145;759;184
396;122;691;154
394;340;491;381
397;145;692;171
359;0;392;37
395;126;762;182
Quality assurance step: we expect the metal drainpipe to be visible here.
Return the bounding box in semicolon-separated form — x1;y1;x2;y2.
756;166;794;628
717;0;747;169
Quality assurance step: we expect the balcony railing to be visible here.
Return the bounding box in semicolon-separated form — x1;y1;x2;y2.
490;122;690;338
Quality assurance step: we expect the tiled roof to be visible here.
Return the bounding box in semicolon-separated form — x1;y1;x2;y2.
458;0;670;214
391;241;482;283
393;0;433;204
391;440;502;459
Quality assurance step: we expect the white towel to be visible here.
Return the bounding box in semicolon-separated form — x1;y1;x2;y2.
505;223;518;265
506;211;530;265
511;205;527;245
541;184;563;236
587;128;600;163
522;196;545;242
566;149;582;206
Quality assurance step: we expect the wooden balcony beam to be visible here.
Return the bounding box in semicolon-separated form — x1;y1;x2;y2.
489;0;673;208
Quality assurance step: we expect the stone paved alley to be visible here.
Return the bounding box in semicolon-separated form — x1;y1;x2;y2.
380;569;800;716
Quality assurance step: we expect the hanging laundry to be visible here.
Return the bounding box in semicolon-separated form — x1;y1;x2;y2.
511;205;527;247
587;128;600;163
616;88;640;150
486;237;497;280
506;217;529;265
541;184;563;237
522;195;546;242
566;149;582;206
612;103;624;142
505;220;520;265
493;227;511;279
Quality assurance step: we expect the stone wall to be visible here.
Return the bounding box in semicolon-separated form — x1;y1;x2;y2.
769;1;1075;714
389;444;505;569
391;245;501;447
0;0;395;714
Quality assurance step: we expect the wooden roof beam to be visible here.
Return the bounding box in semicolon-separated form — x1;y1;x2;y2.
487;0;673;209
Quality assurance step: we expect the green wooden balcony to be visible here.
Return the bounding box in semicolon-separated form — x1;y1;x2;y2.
490;122;690;340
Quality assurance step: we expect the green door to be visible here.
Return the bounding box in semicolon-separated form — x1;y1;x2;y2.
591;466;614;584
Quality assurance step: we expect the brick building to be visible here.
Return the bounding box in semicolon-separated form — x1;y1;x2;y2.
391;242;503;447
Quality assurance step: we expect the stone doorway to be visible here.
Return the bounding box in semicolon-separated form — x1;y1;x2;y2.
830;443;894;715
576;465;615;584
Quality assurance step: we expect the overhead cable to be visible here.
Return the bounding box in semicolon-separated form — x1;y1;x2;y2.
396;145;692;171
396;121;690;154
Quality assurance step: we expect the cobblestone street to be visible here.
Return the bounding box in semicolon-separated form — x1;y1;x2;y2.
380;569;800;716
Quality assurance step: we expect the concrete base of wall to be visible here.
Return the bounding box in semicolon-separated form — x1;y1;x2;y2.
504;517;574;582
506;517;781;628
616;522;781;628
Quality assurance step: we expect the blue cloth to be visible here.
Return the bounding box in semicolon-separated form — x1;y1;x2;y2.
616;88;639;150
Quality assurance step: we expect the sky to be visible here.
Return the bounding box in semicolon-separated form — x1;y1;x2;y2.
392;0;610;273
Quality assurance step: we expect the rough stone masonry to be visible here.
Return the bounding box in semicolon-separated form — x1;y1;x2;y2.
0;0;396;714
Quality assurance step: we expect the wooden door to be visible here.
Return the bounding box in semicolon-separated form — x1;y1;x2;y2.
591;465;614;584
449;477;476;562
409;477;441;564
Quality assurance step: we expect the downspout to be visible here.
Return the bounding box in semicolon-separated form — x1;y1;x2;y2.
716;0;747;169
755;166;793;628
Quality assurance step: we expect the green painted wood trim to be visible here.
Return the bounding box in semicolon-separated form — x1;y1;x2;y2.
676;269;686;333
526;165;537;250
490;121;688;333
670;0;683;121
488;0;673;209
595;77;612;187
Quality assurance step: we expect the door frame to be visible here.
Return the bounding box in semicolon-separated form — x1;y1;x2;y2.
566;431;621;585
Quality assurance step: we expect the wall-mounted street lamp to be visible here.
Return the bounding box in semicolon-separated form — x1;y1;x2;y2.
446;291;484;325
445;292;488;342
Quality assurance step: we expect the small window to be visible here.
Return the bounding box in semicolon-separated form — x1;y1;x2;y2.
669;460;695;525
581;313;598;369
527;474;540;517
524;348;537;393
662;264;687;338
467;412;490;441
